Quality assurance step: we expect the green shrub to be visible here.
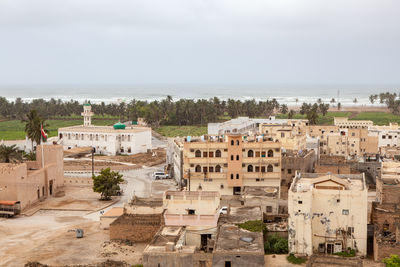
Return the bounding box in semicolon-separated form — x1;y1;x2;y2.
264;234;288;254
334;248;356;257
287;253;307;265
383;254;400;267
237;220;266;233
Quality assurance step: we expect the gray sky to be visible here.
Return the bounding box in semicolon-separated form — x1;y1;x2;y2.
0;0;399;85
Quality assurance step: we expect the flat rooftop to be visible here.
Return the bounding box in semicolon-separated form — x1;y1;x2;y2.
215;224;264;253
59;125;150;133
220;206;263;224
129;196;163;207
243;186;279;198
291;173;365;192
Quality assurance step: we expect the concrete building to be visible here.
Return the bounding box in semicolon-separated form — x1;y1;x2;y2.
183;134;282;196
259;123;306;152
212;224;265;267
288;172;368;256
281;149;316;187
334;117;373;129
166;139;184;187
163;191;220;251
208;116;308;135
59;104;151;156
0;144;64;211
372;161;400;261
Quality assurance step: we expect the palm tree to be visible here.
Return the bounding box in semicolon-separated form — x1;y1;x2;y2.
0;144;22;163
23;110;49;152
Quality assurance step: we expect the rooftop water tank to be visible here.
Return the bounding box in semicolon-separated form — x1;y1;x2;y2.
113;122;126;130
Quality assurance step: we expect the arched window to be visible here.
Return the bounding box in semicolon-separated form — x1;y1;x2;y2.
247;165;253;172
267;164;273;172
195;150;201;158
236;155;239;160
268;150;274;157
216;165;221;173
236;174;239;179
230;174;234;179
231;140;234;145
216;150;221;157
236;140;240;145
231;155;234;160
195;165;201;172
248;150;254;157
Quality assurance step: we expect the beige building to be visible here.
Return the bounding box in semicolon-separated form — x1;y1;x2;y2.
0;144;64;211
288;172;368;256
183;134;282;196
259;123;306;152
334;117;373;129
306;125;378;158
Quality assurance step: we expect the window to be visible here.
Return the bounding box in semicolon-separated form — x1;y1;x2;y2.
389;135;392;139
209;151;214;157
347;227;354;233
216;150;221;157
195;150;201;157
208;166;214;172
203;167;208;173
230;174;234;179
261;166;266;172
383;135;386;139
203;151;208;157
195;165;201;172
225;261;231;267
352;132;355;136
248;150;254;157
255;166;260;172
216;165;221;172
188;209;195;215
281;132;285;138
236;140;240;145
266;206;272;213
298;200;302;204
268;150;274;157
342;209;349;215
288;169;292;174
231;140;234;145
236;174;239;179
128;135;131;142
267;165;273;172
247;165;253;172
231;155;234;160
236;155;239;160
256;151;261;157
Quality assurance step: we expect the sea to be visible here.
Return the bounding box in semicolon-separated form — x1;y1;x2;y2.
1;84;399;106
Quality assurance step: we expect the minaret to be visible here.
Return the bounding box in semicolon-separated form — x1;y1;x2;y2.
81;103;94;126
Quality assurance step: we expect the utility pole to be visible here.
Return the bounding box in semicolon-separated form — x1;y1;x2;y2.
91;147;95;177
188;169;191;192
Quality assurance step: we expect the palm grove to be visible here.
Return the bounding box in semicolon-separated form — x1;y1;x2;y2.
0;96;339;127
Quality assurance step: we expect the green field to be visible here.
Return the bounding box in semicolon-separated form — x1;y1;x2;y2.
155;125;208;137
351;112;400;125
276;111;351;125
0;119;118;140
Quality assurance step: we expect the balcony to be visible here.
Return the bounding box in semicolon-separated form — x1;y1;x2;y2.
186;157;228;164
243;172;280;179
242;157;280;164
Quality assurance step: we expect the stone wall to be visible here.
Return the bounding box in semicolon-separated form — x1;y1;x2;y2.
109;213;164;243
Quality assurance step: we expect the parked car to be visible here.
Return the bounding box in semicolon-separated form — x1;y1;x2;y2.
219;206;228;215
152;172;169;180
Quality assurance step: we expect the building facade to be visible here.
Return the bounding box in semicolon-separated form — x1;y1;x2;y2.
59;104;151;156
288;173;368;256
183;134;282;196
0;144;64;211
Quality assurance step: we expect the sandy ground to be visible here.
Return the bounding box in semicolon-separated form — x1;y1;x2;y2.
265;255;384;267
0;162;177;267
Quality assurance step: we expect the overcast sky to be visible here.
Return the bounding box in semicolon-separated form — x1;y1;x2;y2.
0;0;399;86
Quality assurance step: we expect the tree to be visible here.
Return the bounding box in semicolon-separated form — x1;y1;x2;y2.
319;103;329;116
306;104;319;125
317;98;322;104
0;144;22;163
337;102;342;110
23;110;49;152
92;168;124;200
383;254;400;267
369;95;375;104
330;98;336;103
280;104;288;114
288;110;295;119
353;98;358;103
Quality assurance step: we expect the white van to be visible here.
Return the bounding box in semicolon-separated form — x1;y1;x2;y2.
152;172;169;180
